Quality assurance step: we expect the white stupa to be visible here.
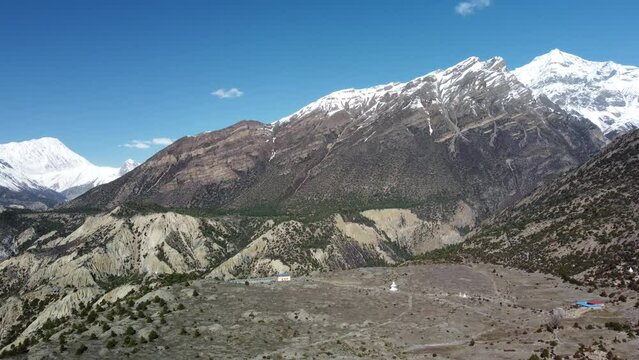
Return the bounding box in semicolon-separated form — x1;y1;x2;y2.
389;281;398;292
629;267;634;274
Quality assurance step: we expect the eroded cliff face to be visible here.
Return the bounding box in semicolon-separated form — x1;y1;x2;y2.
0;204;473;349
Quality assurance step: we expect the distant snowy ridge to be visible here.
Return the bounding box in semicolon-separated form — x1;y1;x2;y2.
0;159;43;192
276;56;528;125
277;49;638;139
514;49;639;137
0;137;138;200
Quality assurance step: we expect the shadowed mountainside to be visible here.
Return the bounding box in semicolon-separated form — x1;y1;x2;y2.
422;130;639;289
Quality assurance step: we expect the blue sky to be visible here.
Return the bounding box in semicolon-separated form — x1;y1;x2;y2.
1;0;637;166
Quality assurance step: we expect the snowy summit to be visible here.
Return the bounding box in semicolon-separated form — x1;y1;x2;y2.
276;56;528;126
514;49;639;137
0;137;137;200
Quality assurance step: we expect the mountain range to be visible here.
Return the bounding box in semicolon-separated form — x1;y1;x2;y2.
0;49;638;353
0;138;138;209
68;55;603;218
51;51;606;278
3;50;638;212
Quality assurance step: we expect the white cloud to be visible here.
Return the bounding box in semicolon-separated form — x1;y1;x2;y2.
122;140;151;149
455;0;491;16
211;88;243;99
152;137;173;146
122;137;173;149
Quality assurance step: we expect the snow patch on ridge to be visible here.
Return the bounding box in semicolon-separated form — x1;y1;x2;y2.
275;55;525;127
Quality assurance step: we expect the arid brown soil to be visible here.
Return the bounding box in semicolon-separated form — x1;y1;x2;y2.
21;264;638;359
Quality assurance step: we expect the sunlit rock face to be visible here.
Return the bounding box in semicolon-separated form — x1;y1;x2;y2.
70;56;603;223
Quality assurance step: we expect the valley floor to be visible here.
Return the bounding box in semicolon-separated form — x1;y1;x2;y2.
21;264;639;359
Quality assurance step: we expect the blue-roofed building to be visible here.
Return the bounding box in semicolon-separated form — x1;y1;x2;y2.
575;301;604;308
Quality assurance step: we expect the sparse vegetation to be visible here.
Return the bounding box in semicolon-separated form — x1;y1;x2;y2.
124;326;136;336
605;321;631;332
546;313;562;332
413;131;639;290
75;343;88;355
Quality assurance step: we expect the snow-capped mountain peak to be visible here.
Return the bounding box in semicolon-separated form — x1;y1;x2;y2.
534;48;585;66
0;137;92;174
514;49;639;137
0;137;138;200
275;81;405;124
514;49;616;85
119;159;140;176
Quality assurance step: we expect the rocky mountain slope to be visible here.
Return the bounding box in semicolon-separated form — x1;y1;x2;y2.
514;49;639;138
70;57;603;226
429;130;639;289
0;138;139;207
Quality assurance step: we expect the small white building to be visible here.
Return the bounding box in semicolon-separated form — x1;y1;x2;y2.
274;272;291;282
